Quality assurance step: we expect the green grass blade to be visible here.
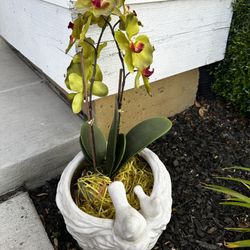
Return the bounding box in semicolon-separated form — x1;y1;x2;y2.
225;240;250;248
217;177;250;186
243;183;250;190
79;137;92;164
227;197;243;202
225;227;250;233
224;166;250;172
204;184;250;203
220;201;250;208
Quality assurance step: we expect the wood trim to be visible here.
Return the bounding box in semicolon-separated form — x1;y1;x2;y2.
41;0;71;8
41;0;169;9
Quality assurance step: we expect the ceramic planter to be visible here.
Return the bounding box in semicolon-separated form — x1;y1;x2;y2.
56;148;172;250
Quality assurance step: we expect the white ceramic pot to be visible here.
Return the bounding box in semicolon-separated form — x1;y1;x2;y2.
56;148;172;250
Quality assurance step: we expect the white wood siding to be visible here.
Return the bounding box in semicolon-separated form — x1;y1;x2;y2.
0;0;233;96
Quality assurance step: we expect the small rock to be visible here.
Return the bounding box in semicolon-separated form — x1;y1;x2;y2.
207;227;217;234
173;159;179;167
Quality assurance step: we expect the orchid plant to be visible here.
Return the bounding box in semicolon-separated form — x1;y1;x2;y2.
65;0;172;177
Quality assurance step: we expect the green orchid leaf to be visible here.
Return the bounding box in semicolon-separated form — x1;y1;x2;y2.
79;137;93;164
105;102;119;174
69;73;83;93
126;13;139;40
225;240;250;248
97;42;107;58
111;133;126;176
142;75;152;96
72;93;83;113
80;122;107;165
135;71;141;88
91;81;109;97
115;30;130;51
122;117;172;165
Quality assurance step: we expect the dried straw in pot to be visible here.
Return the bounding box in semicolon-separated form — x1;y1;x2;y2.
75;156;154;219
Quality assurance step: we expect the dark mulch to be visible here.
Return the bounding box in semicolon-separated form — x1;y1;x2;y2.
29;97;250;250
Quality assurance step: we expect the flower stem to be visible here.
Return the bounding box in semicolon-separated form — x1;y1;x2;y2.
80;52;97;172
85;19;108;172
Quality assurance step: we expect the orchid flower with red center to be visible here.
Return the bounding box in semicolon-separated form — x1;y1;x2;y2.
75;0;124;17
115;31;154;72
114;11;154;95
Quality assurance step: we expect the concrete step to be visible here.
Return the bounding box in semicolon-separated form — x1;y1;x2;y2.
0;192;54;250
0;37;82;195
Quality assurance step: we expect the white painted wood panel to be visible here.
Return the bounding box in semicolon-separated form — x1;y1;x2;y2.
0;0;233;96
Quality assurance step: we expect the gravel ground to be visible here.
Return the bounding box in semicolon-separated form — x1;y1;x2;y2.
30;97;250;250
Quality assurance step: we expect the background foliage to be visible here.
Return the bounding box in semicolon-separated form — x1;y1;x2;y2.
212;0;250;115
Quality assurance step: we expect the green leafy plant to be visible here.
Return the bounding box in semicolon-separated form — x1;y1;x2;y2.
204;166;250;248
212;0;250;115
65;0;172;177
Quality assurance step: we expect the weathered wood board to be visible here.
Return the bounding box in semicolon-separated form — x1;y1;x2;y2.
0;0;233;96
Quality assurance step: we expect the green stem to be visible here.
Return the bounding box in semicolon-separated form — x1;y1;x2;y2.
80;52;97;172
87;19;108;171
105;19;126;110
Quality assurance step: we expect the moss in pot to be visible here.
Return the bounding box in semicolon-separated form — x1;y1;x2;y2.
56;1;173;249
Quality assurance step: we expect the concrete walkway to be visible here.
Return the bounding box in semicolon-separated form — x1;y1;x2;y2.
0;37;82;195
0;37;83;249
0;192;53;250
